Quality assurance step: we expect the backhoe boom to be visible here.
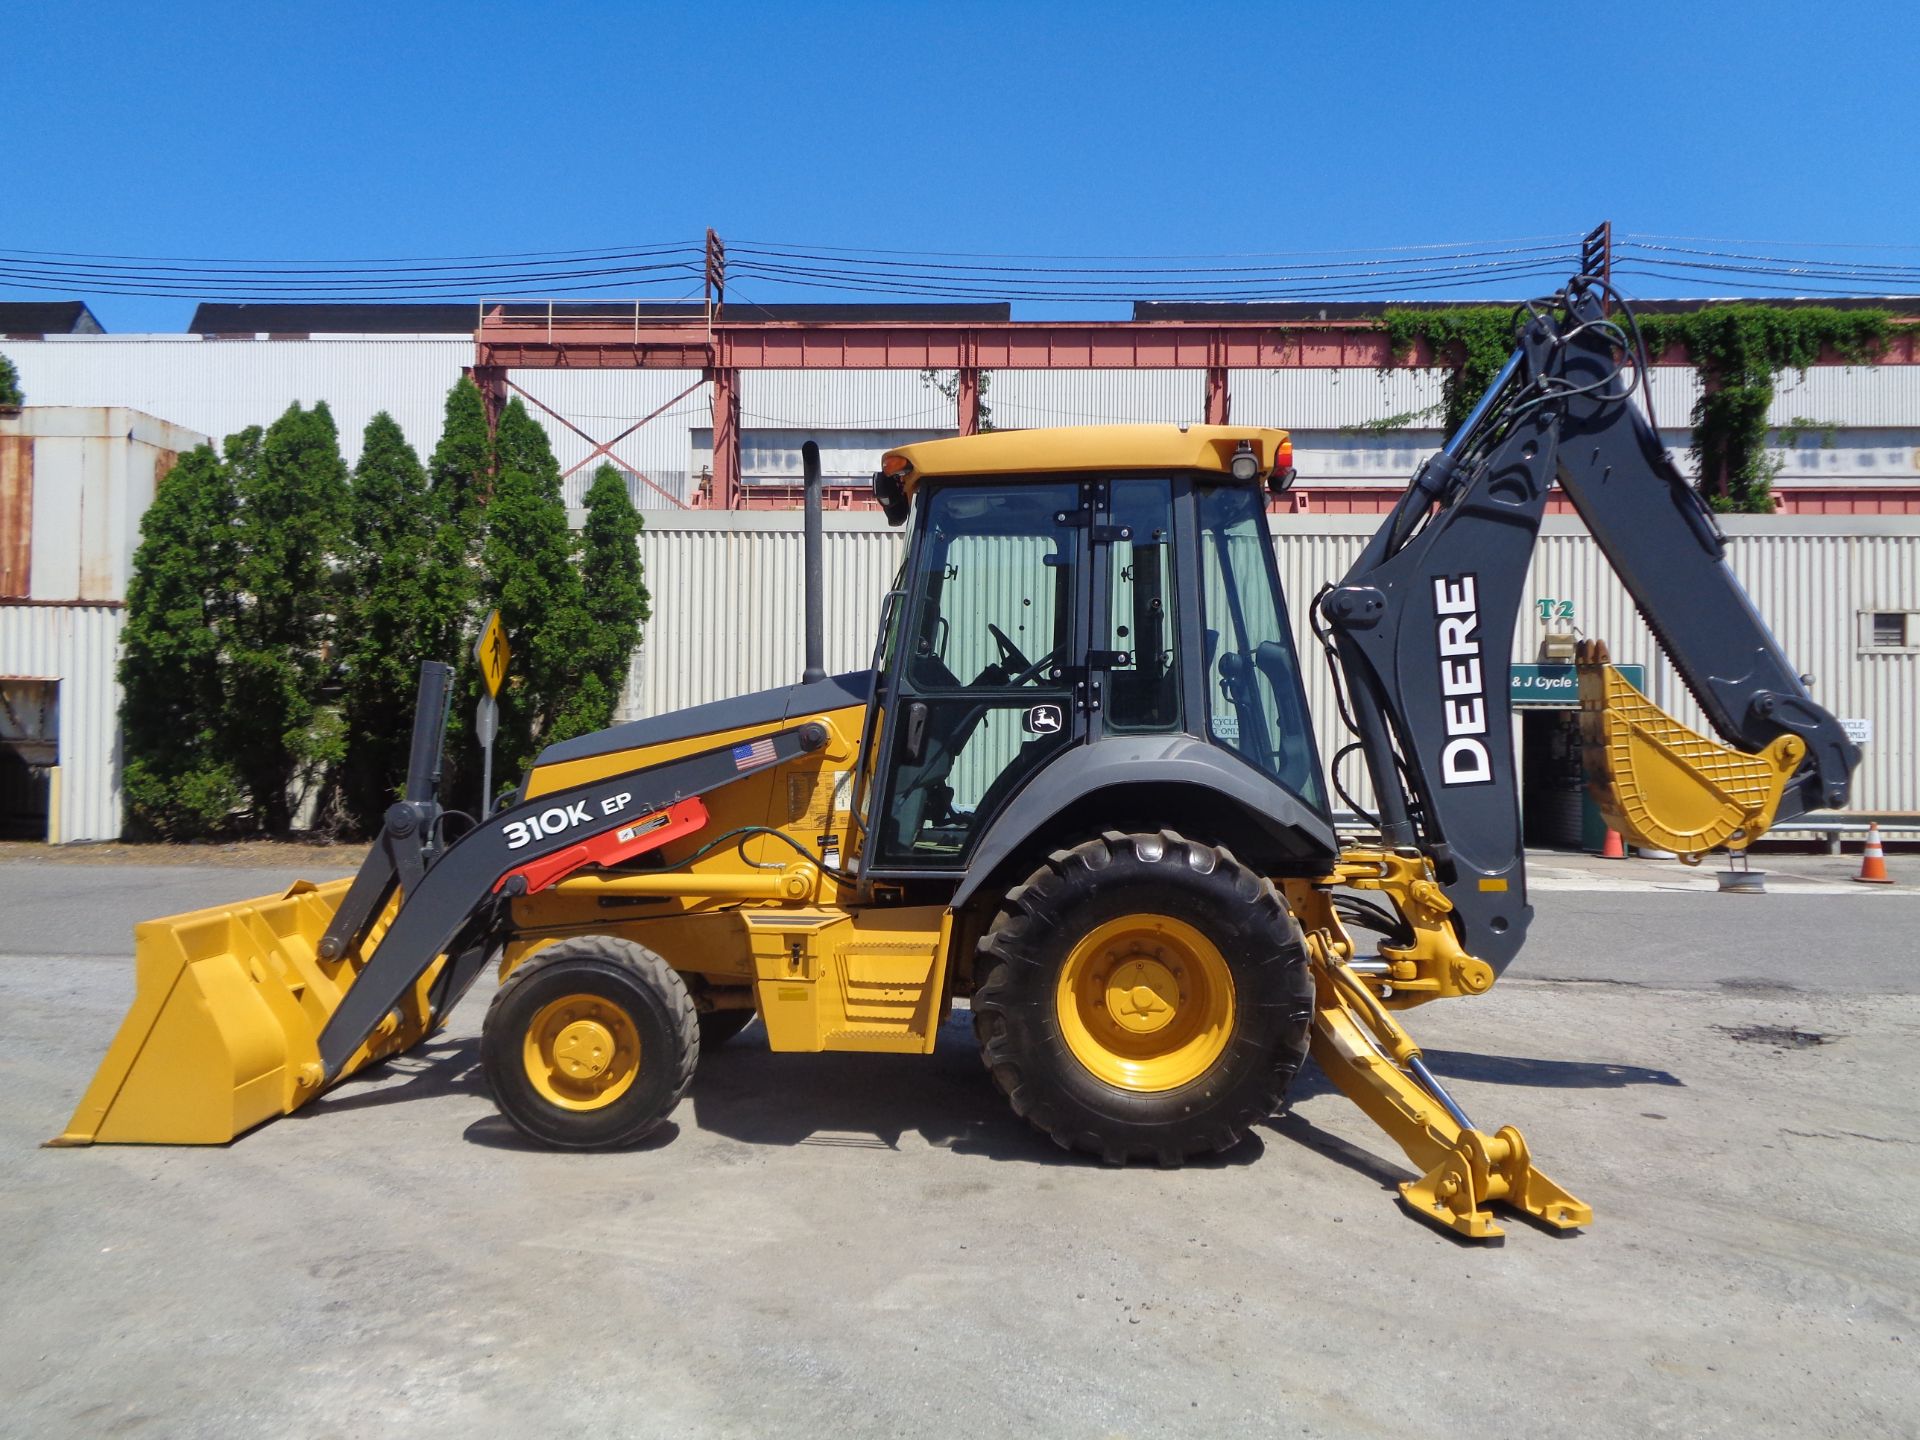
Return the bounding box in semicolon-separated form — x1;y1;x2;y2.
1320;280;1859;970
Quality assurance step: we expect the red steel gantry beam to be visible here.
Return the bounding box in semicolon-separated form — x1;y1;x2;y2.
473;312;1920;508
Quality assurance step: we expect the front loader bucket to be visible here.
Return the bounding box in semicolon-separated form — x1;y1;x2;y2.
50;879;444;1146
1576;644;1805;860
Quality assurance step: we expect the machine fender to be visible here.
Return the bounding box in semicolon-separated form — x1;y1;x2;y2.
533;671;872;769
952;735;1336;911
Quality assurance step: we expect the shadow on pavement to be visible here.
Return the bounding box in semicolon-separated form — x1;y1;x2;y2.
687;1014;1263;1168
1282;1048;1679;1108
300;1036;486;1116
462;1115;681;1153
1418;1048;1682;1089
1265;1111;1406;1193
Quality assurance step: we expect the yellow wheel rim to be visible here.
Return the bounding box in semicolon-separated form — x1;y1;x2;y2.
1056;914;1236;1091
522;993;641;1111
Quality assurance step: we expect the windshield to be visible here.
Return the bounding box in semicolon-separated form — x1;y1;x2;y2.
1195;484;1325;808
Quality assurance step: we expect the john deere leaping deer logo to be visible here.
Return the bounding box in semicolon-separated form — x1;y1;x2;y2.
1025;704;1063;735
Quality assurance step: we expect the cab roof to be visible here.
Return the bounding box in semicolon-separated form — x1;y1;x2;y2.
882;424;1293;496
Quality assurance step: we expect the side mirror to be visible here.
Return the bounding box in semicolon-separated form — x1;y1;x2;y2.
873;469;911;525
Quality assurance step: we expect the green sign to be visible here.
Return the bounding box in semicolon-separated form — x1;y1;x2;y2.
1510;662;1646;709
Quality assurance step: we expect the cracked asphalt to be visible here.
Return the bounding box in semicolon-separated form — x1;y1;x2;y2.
1;850;1915;1438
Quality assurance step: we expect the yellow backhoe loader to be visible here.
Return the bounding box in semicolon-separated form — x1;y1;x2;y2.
54;279;1858;1239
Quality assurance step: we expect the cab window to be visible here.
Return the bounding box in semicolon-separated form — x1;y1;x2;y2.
1196;484;1324;807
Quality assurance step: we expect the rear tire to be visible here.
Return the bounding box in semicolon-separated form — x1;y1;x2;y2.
972;830;1313;1167
482;936;697;1150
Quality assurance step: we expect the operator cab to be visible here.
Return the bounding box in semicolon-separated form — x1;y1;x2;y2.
858;426;1327;879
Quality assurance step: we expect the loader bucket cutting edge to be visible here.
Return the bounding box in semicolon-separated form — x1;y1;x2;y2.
49;878;444;1146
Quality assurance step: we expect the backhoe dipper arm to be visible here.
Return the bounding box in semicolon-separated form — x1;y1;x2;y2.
1319;281;1859;973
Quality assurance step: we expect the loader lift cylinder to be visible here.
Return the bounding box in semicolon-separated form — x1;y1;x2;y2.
316;660;453;963
404;660;453;805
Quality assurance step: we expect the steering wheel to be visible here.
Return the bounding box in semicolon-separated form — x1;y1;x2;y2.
987;623;1032;674
1004;645;1063;688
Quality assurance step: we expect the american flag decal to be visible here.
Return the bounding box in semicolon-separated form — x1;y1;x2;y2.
733;737;778;771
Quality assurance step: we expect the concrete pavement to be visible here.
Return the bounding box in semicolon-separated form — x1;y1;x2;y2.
2;853;1916;1438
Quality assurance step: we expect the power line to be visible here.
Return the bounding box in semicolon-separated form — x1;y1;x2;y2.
0;240;699;265
730;234;1583;260
7;230;1920;308
728;237;1581;278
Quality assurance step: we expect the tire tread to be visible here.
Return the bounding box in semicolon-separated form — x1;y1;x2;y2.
972;830;1313;1168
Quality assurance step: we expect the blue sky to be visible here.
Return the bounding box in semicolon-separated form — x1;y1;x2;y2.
6;0;1915;331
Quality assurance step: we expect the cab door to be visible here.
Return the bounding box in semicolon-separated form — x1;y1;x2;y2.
863;479;1090;875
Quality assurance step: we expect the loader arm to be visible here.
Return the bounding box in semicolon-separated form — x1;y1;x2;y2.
1318;279;1861;972
311;721;830;1079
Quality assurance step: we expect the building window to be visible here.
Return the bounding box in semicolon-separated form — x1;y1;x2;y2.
1860;611;1918;652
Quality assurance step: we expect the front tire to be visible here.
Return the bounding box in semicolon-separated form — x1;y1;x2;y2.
482;936;698;1150
972;830;1313;1166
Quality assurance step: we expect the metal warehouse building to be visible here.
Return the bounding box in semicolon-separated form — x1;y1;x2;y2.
1;303;1917;841
0;406;209;841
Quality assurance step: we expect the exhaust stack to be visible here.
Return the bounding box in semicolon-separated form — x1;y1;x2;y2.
802;440;826;684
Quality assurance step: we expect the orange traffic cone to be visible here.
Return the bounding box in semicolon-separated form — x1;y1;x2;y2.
1854;823;1894;884
1600;828;1626;860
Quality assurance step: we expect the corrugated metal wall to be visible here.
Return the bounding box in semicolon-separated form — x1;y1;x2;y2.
12;339;1918;505
514;368;708;498
626;513;1920;816
4;514;1911;844
9;336;470;468
0;604;124;842
630;514;906;718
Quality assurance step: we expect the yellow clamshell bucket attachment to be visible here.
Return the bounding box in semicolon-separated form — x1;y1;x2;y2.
49;879;443;1146
1575;639;1805;861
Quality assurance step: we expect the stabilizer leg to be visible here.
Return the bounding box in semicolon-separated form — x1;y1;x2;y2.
1307;951;1591;1240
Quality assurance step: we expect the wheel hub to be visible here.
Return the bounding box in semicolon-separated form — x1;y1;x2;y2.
522;993;642;1111
1105;957;1180;1033
1056;915;1236;1092
552;1018;616;1080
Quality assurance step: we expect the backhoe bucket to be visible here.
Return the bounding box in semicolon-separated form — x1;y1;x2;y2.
50;879;443;1146
1577;644;1804;860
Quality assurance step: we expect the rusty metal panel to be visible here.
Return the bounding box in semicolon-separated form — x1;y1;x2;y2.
0;434;30;598
0;408;211;601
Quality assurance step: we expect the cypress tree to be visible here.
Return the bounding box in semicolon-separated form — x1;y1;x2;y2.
119;444;242;838
419;378;494;804
0;352;22;408
338;412;437;832
228;402;350;833
424;377;490;662
552;463;650;739
481;398;589;783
